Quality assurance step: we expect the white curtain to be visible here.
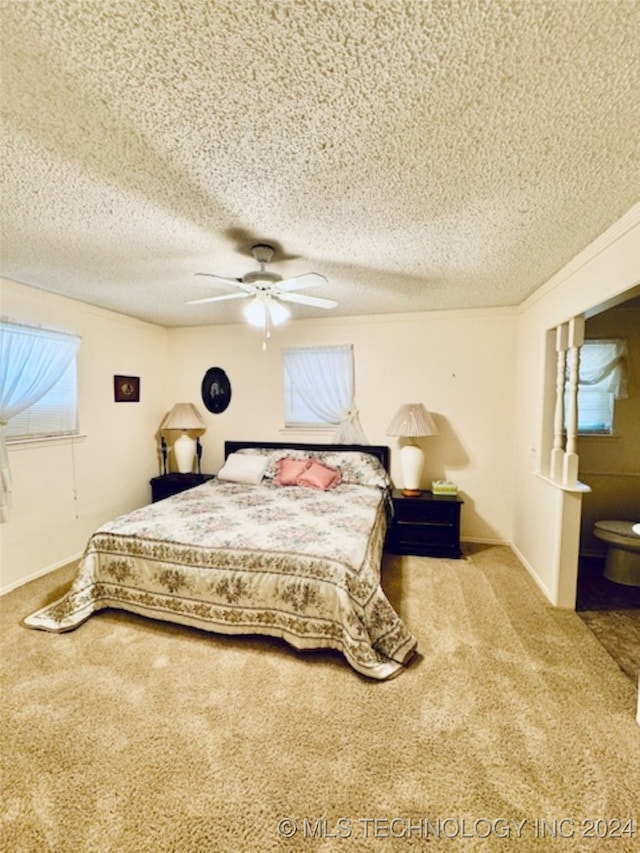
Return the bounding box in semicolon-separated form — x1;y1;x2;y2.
0;322;81;521
578;340;628;398
283;344;369;443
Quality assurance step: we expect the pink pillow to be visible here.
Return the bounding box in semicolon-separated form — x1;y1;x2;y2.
296;460;342;490
273;456;311;486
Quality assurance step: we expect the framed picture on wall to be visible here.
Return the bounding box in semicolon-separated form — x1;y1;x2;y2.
201;366;232;413
114;375;140;402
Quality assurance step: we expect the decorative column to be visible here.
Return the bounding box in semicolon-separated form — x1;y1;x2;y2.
562;316;585;487
550;323;568;482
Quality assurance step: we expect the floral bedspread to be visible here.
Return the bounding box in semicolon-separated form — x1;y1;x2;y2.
23;479;417;679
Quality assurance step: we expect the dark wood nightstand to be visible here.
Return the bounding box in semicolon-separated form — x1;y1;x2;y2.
388;489;463;558
150;473;214;502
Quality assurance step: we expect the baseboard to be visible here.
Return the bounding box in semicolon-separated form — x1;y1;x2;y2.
509;542;556;604
461;535;509;546
0;553;83;597
462;537;557;604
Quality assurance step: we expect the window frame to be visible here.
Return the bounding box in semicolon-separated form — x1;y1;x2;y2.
565;338;627;437
2;322;81;445
282;344;353;429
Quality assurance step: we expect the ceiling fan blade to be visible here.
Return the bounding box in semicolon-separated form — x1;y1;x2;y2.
278;272;328;292
195;272;255;293
278;292;337;309
186;292;250;306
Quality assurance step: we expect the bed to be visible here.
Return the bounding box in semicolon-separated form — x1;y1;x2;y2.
23;441;417;680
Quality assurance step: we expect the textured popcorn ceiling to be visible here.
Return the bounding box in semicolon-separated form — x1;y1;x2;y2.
1;0;639;327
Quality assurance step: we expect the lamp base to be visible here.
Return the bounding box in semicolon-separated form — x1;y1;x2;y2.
401;488;422;497
399;443;425;495
174;434;196;474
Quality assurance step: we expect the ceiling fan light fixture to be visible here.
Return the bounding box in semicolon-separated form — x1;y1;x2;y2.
268;299;290;326
191;243;333;342
243;297;266;327
243;295;290;328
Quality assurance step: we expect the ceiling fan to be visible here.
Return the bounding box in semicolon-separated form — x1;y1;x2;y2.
187;245;337;339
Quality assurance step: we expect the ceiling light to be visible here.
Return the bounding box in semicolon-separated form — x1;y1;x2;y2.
243;297;266;328
243;296;290;328
268;299;290;326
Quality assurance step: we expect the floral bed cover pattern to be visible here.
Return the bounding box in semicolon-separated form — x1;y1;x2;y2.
23;478;417;679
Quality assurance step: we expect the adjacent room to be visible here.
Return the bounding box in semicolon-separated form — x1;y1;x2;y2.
1;1;639;850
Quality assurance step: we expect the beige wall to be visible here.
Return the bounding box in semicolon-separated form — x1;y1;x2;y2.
511;204;640;605
0;278;169;591
167;308;518;545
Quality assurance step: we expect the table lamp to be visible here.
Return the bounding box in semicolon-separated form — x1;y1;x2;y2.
386;403;438;495
161;403;205;473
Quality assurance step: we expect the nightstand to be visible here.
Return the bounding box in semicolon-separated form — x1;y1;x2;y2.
150;473;214;502
388;489;463;558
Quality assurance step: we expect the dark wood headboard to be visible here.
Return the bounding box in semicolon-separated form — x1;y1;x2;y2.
224;441;390;473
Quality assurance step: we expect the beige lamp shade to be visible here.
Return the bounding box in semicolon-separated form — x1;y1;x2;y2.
386;404;438;495
161;403;205;473
386;403;438;437
161;403;205;431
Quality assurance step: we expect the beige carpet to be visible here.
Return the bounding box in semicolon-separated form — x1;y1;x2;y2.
2;545;639;852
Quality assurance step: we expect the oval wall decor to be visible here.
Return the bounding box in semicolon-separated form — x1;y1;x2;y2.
201;367;232;414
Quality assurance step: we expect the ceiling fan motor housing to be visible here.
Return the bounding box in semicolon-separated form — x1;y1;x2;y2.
252;244;274;264
245;244;281;285
243;270;281;285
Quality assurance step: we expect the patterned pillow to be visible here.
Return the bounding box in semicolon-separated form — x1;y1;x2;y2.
273;456;311;486
319;451;391;489
296;460;342;491
235;447;312;478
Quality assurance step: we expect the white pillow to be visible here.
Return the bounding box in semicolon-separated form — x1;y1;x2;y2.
217;453;269;484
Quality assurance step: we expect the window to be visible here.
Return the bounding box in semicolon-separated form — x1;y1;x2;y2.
1;322;81;442
281;344;368;442
566;339;627;435
283;344;352;427
5;358;78;440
